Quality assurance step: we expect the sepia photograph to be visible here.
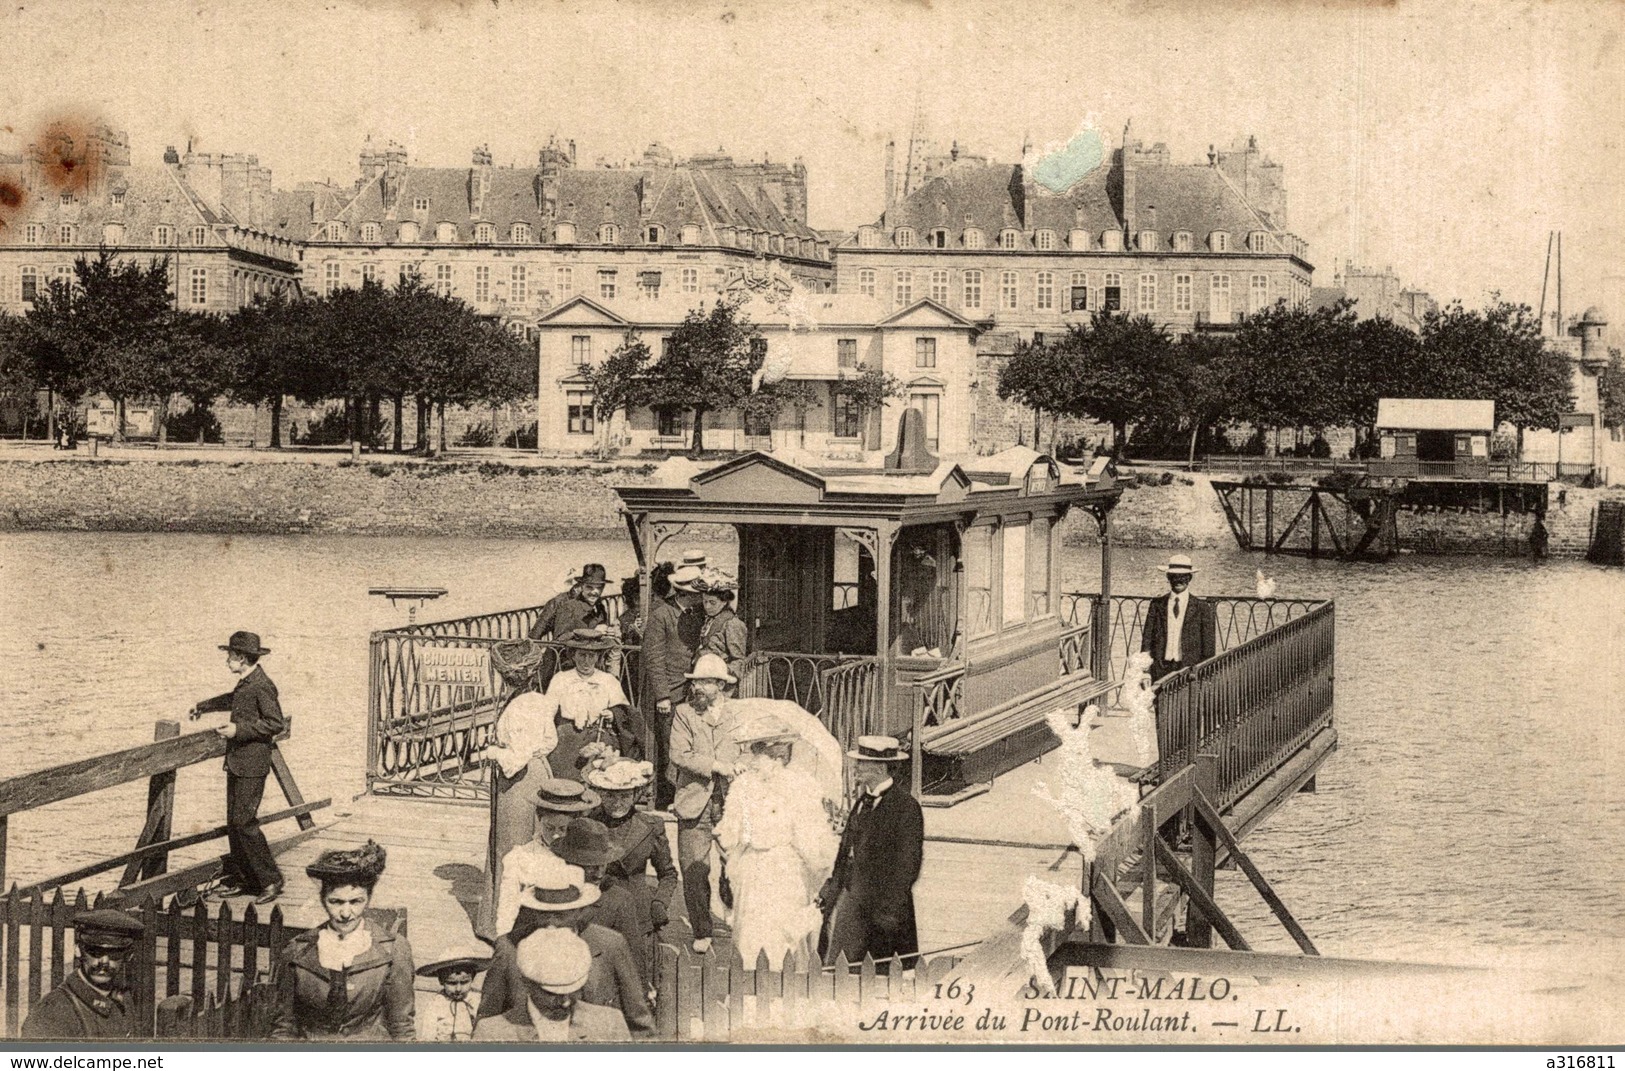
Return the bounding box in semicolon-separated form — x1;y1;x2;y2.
0;0;1620;1051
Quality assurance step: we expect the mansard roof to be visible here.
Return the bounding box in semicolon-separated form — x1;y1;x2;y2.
0;164;223;246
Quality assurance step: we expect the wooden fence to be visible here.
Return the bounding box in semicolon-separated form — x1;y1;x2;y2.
654;945;963;1041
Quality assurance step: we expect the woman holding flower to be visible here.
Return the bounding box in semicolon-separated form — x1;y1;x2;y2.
543;629;644;776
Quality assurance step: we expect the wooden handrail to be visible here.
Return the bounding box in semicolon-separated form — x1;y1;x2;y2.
0;728;230;818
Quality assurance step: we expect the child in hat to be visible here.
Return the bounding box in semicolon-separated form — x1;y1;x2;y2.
415;947;491;1041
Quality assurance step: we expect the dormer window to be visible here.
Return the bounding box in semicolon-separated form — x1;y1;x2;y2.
1172;231;1193;252
110;191;125;207
154;225;174;245
785;237;799;257
58;224;76;244
1247;230;1270;253
60;193;73;206
321;222;342;242
412;196;430;212
755;232;770;253
928;228;948;248
1034;229;1056;251
1210;231;1230;252
102;223;125;245
964;228;984;249
1135;230;1156;251
1100;230;1124;252
894;227;915;248
435;222;458;243
360;222;381;243
25;224;42;244
599;223;620;244
474;222;495;244
511;222;532;243
1069;229;1090;250
397;220;420;243
857;226;879;249
999;229;1021;250
680;223;701;245
720;226;736;246
771;235;784;254
645;225;663;244
555;221;576;244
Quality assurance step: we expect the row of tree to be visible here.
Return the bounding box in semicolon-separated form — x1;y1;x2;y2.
0;253;535;449
998;298;1590;462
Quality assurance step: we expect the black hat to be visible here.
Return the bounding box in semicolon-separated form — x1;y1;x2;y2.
574;564;611;586
305;840;387;885
558;628;618;652
73;909;143;950
219;631;271;657
554;818;624;867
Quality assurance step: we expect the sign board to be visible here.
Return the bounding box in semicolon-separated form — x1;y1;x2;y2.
1560;412;1596;429
418;646;491;685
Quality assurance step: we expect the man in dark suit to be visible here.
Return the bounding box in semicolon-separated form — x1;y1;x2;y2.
1140;554;1217;682
190;630;287;903
820;735;923;973
20;910;143;1039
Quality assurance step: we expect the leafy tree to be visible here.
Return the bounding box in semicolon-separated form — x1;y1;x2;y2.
1227;299;1359;451
1599;349;1625;430
997;337;1076;451
1419;297;1572;448
587;330;655;448
1170;332;1241;466
224;292;323;449
832;366;906;448
1059;311;1179;451
0;313;40;433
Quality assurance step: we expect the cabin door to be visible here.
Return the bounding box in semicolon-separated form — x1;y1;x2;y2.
739;525;826;653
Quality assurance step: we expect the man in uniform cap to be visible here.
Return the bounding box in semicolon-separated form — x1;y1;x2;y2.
21;910;144;1039
1140;554;1216;682
640;563;705;808
472;929;629;1042
820;735;923;974
189;630;287;903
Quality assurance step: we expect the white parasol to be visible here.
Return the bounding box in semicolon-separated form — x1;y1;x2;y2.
727;697;845;805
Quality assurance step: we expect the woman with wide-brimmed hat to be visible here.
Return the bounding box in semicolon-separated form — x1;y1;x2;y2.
476;638;558;941
697;568;750;682
585;758;675;986
271;842;416;1040
490;779;599;939
715;713;839;970
541;628;643;777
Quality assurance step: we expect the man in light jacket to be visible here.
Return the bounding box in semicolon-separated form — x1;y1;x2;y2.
666;653;746;954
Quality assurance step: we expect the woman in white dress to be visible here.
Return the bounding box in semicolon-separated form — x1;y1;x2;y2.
478;639;558;939
714;713;839;971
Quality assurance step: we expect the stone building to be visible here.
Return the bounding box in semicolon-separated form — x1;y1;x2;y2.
835;129;1314;451
1524;305;1619;481
1311;260;1437;331
0;123;302;316
277;138;834;334
536;266;977;458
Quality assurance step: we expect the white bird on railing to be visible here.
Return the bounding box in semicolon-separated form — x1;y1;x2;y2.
1255;568;1277;599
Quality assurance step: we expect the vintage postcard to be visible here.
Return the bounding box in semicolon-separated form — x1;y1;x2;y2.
0;0;1620;1051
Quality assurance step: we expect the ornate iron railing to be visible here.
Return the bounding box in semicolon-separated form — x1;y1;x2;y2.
1060;592;1323;681
910;661;968;730
1058;622;1091;676
1149;602;1335;808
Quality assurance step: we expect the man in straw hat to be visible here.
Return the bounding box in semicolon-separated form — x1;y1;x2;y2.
493;778;599;937
477;865;652;1035
21;910;144;1039
188;630;287;904
472;928;630;1042
1140;553;1216;682
414;945;491;1041
820;735;923;973
668;652;747;954
641;562;706;808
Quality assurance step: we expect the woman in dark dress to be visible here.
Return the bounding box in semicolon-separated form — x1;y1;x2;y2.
697;570;749;682
587;758;677;987
271;842;415;1041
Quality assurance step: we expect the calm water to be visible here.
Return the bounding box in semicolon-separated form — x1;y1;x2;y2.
0;531;1620;970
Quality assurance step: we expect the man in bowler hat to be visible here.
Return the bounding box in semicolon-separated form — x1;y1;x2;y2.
21;910;144;1038
190;630;287;903
1140;554;1217;682
820;735;923;973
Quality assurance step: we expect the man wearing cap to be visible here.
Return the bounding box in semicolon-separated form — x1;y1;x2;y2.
668;652;747;954
477;867;652;1035
189;630;287;903
21;910;144;1039
640;563;705;809
493;778;598;937
414;947;490;1041
1140;554;1217;682
820;736;923;973
472;928;630;1042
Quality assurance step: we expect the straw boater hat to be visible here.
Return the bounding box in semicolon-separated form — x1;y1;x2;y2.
684;652;737;684
669;565;706;592
515;928;593;994
847;735;909;763
73;909;143;951
305;840;388;885
530;778;601;813
557;627;619;652
219;630;270;657
679;550;709;570
416;943;494;979
585;759;654;793
553;818;624;868
517;866;601;913
1162;554;1196;575
734;712;798;746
